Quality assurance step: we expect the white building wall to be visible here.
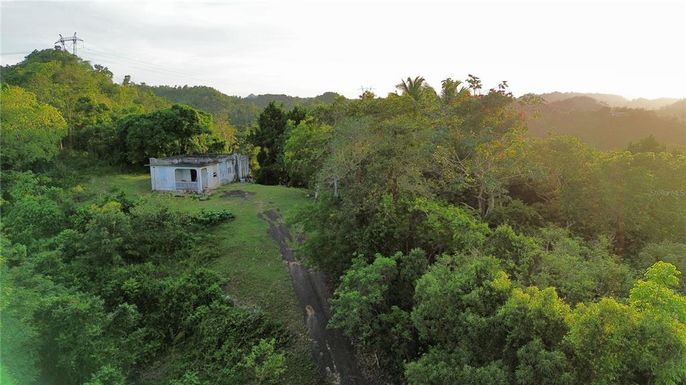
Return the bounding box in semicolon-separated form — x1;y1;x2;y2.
218;160;230;183
150;166;177;191
204;164;222;189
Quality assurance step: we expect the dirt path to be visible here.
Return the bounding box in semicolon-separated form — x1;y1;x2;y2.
258;209;364;385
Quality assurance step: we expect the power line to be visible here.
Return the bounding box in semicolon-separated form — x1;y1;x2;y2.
82;51;192;79
82;47;188;76
80;47;206;82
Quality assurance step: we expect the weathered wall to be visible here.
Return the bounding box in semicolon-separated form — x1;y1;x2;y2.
150;166;177;191
205;164;222;189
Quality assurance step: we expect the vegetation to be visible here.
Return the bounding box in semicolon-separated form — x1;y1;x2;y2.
1;47;685;385
0;50;319;385
276;76;683;384
0;85;67;169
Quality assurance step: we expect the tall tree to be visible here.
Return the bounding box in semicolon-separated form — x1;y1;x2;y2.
250;102;289;185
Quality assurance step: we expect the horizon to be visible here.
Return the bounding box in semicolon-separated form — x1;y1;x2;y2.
2;0;685;100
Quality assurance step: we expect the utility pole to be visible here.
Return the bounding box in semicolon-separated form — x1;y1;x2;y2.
54;32;83;55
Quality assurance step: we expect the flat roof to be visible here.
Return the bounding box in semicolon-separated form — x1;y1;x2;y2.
150;162;218;168
148;154;240;167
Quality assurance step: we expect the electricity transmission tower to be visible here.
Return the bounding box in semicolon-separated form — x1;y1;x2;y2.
54;33;83;55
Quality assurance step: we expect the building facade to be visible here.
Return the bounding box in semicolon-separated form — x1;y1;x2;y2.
148;154;249;193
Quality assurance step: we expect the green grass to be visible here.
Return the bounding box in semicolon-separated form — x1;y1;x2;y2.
83;173;321;384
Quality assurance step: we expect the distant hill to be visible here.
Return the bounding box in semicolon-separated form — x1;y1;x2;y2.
539;92;681;110
150;85;685;151
658;99;686;122
524;96;686;151
143;85;343;128
245;92;341;110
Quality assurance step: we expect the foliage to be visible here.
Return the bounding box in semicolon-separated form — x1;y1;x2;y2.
143;84;341;130
4;58;686;385
122;104;224;165
627;134;667;153
526;137;686;256
1;49;168;144
329;250;427;377
532;227;633;304
412;254;512;354
0;172;293;385
0;85;67;169
636;242;686;292
241;338;287;385
283;117;333;187
189;209;235;226
249;102;306;184
566;262;686;385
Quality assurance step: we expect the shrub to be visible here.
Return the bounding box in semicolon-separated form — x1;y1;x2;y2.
190;209;235;226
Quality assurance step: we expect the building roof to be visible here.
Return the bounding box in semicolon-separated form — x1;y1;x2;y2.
148;154;243;167
152;161;219;168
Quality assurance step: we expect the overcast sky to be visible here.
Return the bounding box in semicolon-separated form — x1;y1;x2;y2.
1;0;685;99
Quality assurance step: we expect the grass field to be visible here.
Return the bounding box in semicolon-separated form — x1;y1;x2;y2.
83;173;321;384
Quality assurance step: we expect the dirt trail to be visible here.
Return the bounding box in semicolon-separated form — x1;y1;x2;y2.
258;209;364;385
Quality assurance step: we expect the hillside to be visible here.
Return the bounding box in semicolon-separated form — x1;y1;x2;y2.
0;49;169;127
143;85;343;128
659;99;686;121
539;91;681;110
525;95;686;150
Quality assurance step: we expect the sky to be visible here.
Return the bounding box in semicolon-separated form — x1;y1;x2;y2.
1;0;685;99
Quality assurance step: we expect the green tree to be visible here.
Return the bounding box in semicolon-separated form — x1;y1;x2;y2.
329;250;427;376
283;117;333;187
0;85;67;170
532;227;633;304
329;255;397;341
440;78;468;105
1;49;169;145
637;242;686;292
412;254;511;356
250;102;288;184
484;225;541;284
566;262;686;385
514;338;575;385
396;76;428;101
406;349;509;385
122;104;223;165
497;287;572;373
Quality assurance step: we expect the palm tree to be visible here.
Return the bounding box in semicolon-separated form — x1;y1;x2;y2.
440;77;467;104
396;76;426;100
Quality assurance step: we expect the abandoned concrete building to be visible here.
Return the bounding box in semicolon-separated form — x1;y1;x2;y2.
148;154;249;193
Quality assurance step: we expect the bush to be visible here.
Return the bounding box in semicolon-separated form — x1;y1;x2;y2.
190;209;235;226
